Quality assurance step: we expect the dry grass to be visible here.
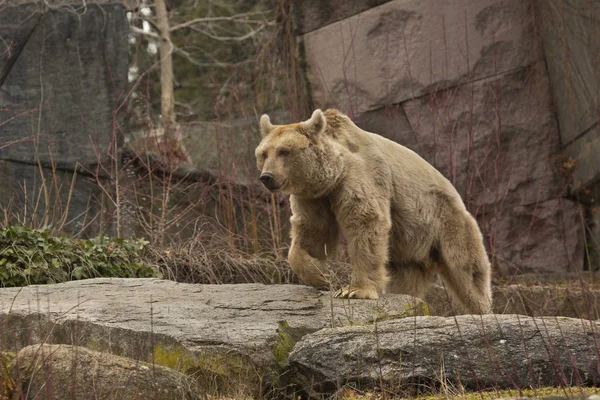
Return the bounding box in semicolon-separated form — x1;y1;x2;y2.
144;233;355;289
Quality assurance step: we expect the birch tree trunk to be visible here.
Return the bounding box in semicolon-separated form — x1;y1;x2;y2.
154;0;191;165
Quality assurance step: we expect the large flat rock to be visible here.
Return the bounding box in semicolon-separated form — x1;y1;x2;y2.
288;314;600;397
0;278;425;395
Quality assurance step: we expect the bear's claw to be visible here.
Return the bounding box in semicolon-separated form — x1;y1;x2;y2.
333;287;355;298
333;286;379;299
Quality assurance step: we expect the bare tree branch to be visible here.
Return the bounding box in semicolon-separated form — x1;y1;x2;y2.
133;21;271;43
131;27;258;68
131;26;159;40
172;47;239;68
189;23;267;42
169;10;270;32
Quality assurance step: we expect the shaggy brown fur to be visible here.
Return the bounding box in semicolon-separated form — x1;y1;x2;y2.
255;109;492;314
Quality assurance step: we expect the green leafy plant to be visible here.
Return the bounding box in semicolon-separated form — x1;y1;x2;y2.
0;226;159;287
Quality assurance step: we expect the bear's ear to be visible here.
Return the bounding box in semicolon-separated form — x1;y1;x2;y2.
300;109;326;140
260;114;274;137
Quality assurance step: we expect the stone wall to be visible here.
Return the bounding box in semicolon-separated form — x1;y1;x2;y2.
0;2;129;236
293;0;598;275
538;0;600;265
539;1;600;193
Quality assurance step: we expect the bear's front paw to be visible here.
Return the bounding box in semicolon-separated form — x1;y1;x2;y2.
333;286;379;300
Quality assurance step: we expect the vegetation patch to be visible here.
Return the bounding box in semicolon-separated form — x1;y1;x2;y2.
272;320;294;365
336;386;597;400
152;344;251;378
152;344;197;372
0;351;16;399
404;301;430;317
0;226;159;287
152;344;257;397
415;386;597;400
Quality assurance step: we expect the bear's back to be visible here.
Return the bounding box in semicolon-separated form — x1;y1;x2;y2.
323;109;465;211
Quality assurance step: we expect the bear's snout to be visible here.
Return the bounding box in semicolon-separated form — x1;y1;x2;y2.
260;172;277;190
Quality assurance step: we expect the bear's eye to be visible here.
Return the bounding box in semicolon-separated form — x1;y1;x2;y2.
261;151;268;160
277;149;290;157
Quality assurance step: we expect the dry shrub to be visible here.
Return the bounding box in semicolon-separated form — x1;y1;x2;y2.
144;234;353;288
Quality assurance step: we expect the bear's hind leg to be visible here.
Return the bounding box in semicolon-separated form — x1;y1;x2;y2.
438;265;492;314
386;262;436;299
438;213;492;314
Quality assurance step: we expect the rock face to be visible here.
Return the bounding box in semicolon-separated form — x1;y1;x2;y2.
296;0;587;275
538;0;600;269
539;0;600;192
292;0;394;35
0;278;426;396
0;3;128;167
288;314;600;397
302;0;534;116
0;3;129;237
9;344;200;400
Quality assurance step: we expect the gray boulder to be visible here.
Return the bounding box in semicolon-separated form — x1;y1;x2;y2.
0;278;425;396
9;344;200;400
288;314;600;397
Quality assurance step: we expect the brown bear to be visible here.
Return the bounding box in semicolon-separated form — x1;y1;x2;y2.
255;109;492;314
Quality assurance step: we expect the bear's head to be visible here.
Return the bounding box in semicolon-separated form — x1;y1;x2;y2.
255;109;344;198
